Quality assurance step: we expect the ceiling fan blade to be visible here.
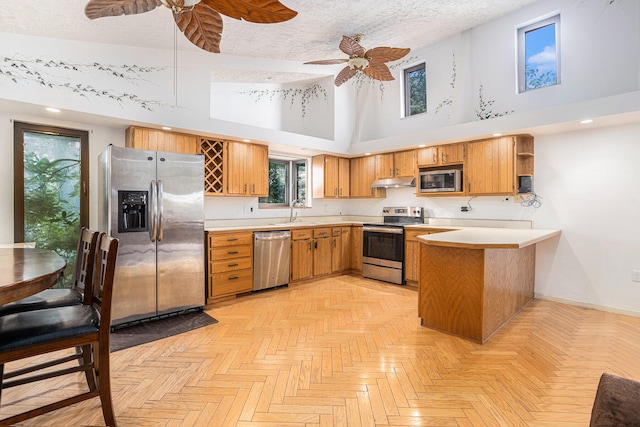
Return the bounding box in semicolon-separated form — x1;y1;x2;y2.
85;0;162;19
339;36;365;58
363;62;394;81
335;66;358;87
201;0;297;23
304;59;349;65
365;47;411;63
174;2;223;53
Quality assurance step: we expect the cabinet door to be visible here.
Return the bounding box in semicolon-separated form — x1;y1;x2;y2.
313;237;332;276
393;150;416;177
338;157;350;198
375;153;394;179
440;143;464;165
325;156;339;197
331;231;343;273
226;141;249;195
341;227;352;270
416;147;439;166
351;226;363;272
466;137;515;195
350;156;385;198
249;143;268;196
291;239;313;281
126;126;197;154
404;240;420;282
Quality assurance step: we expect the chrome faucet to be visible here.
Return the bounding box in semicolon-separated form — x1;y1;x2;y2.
289;197;298;222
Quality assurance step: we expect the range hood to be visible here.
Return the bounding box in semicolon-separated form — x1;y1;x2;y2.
371;176;416;188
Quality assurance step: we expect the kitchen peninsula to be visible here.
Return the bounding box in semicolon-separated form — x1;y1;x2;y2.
417;227;561;343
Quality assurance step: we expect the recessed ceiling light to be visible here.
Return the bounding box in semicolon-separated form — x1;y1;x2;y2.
365;152;372;156
46;107;61;113
242;139;251;142
493;133;503;137
580;119;593;124
418;144;426;148
162;126;172;130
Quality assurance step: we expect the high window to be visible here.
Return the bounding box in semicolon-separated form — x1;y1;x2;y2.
403;62;427;117
259;157;307;208
517;14;561;93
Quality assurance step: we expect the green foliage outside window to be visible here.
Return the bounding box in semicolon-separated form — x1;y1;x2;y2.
409;67;427;115
23;134;81;288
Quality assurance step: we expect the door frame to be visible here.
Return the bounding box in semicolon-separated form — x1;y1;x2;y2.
13;121;89;242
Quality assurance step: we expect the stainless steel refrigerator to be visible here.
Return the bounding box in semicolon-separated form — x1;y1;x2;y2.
98;145;205;327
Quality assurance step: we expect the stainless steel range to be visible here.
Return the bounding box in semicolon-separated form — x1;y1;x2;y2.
362;206;424;285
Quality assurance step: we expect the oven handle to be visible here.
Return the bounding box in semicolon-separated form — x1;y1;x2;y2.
362;226;404;234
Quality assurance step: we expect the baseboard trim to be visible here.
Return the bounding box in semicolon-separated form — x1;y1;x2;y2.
534;293;640;318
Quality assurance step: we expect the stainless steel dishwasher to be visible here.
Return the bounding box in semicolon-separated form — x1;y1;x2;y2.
253;230;291;291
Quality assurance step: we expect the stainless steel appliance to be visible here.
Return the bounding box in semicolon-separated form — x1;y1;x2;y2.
362;206;424;285
419;168;463;193
253;231;291;291
98;145;205;327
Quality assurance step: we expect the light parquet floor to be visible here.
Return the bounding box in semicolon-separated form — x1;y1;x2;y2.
3;275;640;426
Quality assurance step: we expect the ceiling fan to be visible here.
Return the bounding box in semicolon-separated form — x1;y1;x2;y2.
84;0;297;53
304;35;410;86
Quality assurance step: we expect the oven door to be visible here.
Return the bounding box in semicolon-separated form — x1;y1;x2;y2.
362;226;404;268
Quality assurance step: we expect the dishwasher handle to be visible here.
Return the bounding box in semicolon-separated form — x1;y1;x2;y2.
254;231;291;242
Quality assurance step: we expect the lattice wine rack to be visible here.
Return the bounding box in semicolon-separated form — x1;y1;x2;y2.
200;138;225;195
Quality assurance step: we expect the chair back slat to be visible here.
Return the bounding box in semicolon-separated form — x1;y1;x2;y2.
90;234;119;332
74;228;100;304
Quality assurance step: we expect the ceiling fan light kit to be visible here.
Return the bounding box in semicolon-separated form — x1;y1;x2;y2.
84;0;297;53
304;35;410;87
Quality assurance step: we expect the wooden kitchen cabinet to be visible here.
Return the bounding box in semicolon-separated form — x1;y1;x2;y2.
201;138;225;195
331;228;343;273
417;143;464;167
207;231;253;302
340;227;352;271
312;155;350;198
226;141;268;196
290;229;313;282
351;225;363;272
375;150;416;179
313;228;332;277
465;135;533;195
350;156;386;198
404;228;451;288
126;126;199;154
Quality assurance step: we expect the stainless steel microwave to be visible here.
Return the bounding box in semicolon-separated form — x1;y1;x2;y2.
419;169;463;193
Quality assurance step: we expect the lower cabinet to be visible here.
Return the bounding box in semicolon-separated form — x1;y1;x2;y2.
405;228;451;288
313;228;332;277
291;229;313;282
207;231;253;302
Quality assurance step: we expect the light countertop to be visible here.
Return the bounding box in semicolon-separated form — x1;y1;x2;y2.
416;227;561;249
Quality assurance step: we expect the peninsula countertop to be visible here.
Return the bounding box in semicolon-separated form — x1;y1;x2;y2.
414;226;561;249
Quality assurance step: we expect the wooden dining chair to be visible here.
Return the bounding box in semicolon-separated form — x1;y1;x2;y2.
0;227;99;317
0;233;119;426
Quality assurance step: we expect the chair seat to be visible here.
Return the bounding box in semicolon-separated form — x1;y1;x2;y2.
0;305;99;354
0;288;83;317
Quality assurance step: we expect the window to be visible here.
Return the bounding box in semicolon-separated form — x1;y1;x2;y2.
403;62;427;117
13;122;89;288
259;158;307;207
518;14;561;93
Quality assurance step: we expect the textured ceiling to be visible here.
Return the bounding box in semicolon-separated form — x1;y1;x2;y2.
1;0;539;83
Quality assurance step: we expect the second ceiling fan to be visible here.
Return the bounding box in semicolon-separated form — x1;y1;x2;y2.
305;35;411;86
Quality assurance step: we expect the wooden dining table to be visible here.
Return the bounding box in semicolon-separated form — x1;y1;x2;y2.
0;248;66;305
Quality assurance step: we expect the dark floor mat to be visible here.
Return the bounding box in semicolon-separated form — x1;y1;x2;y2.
110;311;218;352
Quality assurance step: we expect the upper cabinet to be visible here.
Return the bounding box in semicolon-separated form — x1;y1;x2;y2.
227;141;268;196
350;156;386;198
416;143;464;167
465;135;533;195
312;155;350;198
199;138;268;197
375;150;416;179
125;126;198;154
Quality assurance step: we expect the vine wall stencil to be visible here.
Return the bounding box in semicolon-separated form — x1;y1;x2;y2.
476;84;513;120
243;83;327;118
0;55;168;111
435;54;457;114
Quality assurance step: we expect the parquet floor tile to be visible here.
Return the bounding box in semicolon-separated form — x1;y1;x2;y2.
3;275;640;426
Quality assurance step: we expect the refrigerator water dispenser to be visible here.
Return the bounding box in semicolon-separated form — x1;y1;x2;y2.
118;190;148;233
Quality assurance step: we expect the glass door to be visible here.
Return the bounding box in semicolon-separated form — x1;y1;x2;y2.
14;122;89;287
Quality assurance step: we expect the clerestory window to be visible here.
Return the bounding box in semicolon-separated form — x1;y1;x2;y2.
517;14;561;93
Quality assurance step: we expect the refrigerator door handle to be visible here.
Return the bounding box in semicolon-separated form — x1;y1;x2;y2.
149;180;157;242
157;180;164;242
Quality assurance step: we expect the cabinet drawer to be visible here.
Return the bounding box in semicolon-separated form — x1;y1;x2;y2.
209;233;252;247
313;228;332;238
210;244;252;259
210;257;252;273
292;229;313;240
210;269;252;297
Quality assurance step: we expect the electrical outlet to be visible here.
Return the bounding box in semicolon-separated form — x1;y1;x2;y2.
632;270;640;282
